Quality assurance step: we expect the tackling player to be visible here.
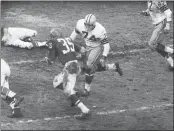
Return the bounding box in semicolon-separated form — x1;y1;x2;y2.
140;0;173;69
1;59;24;118
1;27;47;49
70;14;123;96
44;28;91;120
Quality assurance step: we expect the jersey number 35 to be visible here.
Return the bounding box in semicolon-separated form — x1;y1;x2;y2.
58;38;75;54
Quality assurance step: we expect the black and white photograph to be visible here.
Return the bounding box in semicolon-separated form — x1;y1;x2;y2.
1;0;173;130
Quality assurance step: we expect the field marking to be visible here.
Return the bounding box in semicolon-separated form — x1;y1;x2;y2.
9;48;150;65
1;103;173;127
109;48;149;55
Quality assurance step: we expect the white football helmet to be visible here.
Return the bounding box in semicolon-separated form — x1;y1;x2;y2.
84;14;96;31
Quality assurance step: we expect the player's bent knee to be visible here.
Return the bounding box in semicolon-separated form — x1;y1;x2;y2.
148;41;157;50
66;61;80;74
68;94;81;107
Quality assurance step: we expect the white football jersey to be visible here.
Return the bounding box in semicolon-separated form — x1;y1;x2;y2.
74;19;109;48
147;0;171;25
8;27;37;40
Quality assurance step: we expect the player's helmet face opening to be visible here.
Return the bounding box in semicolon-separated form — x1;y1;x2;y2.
49;28;63;40
84;14;96;31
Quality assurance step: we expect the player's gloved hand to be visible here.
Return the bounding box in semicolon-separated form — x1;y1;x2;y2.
164;23;170;34
99;56;106;67
140;10;149;16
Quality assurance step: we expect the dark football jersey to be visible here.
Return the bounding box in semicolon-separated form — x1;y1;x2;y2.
53;38;78;65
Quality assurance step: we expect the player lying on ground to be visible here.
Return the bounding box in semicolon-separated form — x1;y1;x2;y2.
1;26;47;49
140;0;173;69
1;59;24;118
44;28;91;120
70;14;123;97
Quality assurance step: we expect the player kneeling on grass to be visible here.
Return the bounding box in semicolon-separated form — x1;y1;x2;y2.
1;26;47;49
44;28;91;120
140;0;173;70
1;59;24;118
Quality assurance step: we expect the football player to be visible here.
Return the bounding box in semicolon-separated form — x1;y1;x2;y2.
1;59;24;118
70;14;123;96
1;26;47;49
140;0;173;69
44;28;91;120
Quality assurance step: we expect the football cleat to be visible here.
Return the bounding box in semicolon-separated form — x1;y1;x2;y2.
115;62;123;76
7;107;23;118
76;111;91;120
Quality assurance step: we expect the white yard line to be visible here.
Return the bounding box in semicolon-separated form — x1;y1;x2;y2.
9;48;150;65
1;103;173;127
109;48;149;55
10;59;40;64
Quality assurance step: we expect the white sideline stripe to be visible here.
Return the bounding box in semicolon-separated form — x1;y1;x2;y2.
9;48;150;65
10;59;44;64
109;48;149;55
1;103;173;127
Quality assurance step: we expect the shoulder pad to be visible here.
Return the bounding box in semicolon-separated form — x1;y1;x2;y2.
76;19;85;32
93;22;106;38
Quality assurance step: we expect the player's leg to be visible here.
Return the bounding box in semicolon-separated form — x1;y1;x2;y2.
21;28;47;48
149;21;173;68
7;37;45;49
53;60;81;90
53;72;64;90
53;61;91;119
1;73;24;118
85;46;123;76
83;46;103;96
6;37;34;49
95;60;123;76
64;73;91;119
161;21;173;68
11;27;46;48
